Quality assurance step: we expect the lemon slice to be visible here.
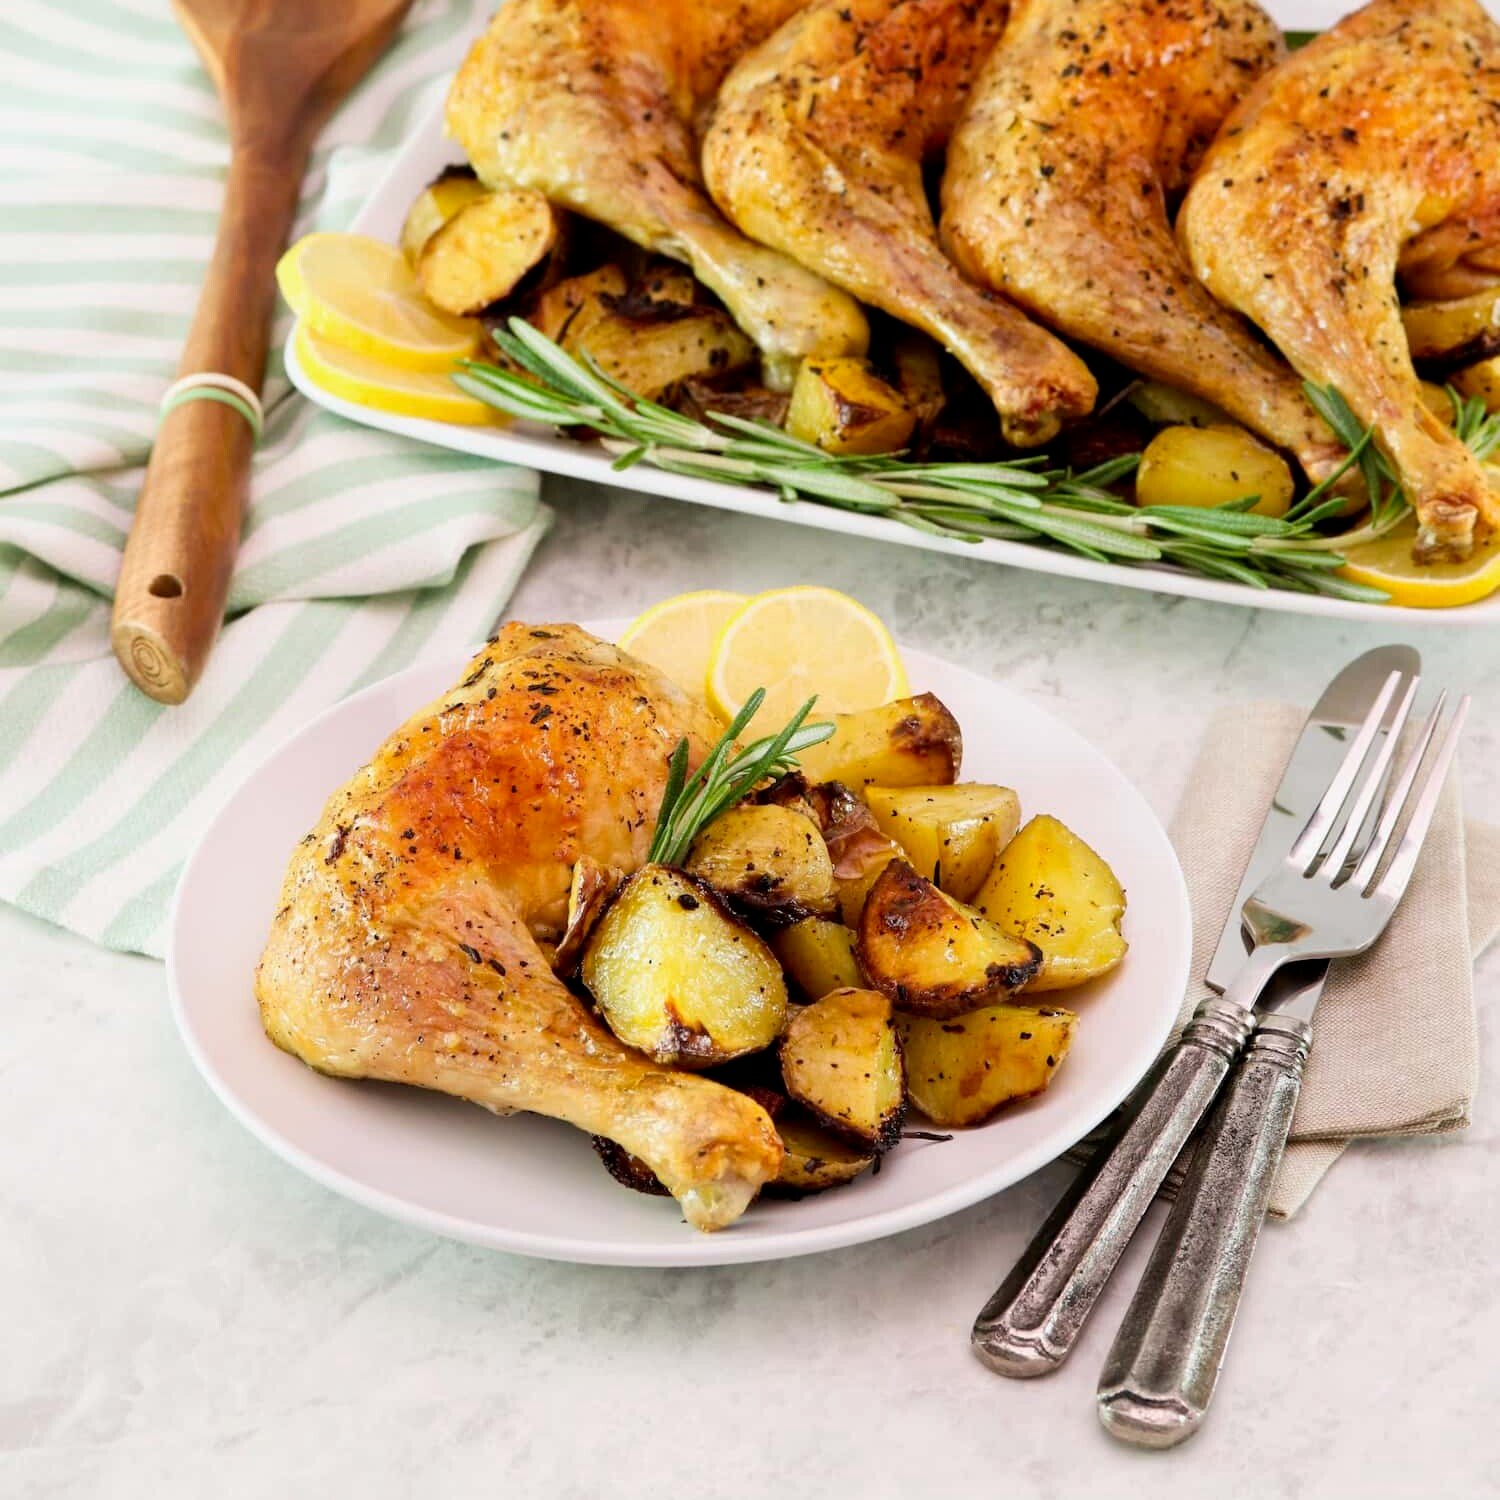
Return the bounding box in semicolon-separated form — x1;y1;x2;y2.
1338;515;1500;608
707;586;908;725
277;232;480;371
293;322;497;426
618;590;748;702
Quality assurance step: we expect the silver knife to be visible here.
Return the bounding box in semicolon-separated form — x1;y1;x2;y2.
970;646;1419;1379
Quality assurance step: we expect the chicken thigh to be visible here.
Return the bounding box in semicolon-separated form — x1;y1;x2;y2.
703;0;1097;447
1178;0;1500;559
941;0;1346;484
256;624;784;1232
445;0;869;388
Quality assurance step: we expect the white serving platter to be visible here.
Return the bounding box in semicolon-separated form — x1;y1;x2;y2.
283;1;1498;628
168;625;1191;1267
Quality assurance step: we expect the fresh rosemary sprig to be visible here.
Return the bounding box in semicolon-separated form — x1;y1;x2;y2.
453;318;1489;605
648;689;835;866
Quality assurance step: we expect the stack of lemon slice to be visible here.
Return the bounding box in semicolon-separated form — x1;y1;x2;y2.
276;232;496;424
620;585;908;724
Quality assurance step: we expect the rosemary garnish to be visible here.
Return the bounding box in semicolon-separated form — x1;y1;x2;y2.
648;689;834;866
453;318;1497;605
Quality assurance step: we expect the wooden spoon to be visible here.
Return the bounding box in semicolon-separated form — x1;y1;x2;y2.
111;0;414;705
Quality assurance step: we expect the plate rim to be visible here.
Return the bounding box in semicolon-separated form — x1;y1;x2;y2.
278;89;1496;630
167;624;1191;1266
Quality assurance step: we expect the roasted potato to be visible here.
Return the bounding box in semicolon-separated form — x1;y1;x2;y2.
865;783;1021;902
571;306;755;401
772;917;864;1000
579;865;787;1067
795;693;962;790
810;781;907;925
1418;381;1458;424
974;815;1127;992
1134;423;1295;519
686;803;837;927
526;265;629;344
399;166;491;265
553;856;624;976
787;357;917;456
1452;355;1500;413
780;988;906;1151
416;188;564;316
1126;380;1233;429
771;1108;876;1193
1402;287;1500;365
857;860;1042;1019
900;1004;1077;1127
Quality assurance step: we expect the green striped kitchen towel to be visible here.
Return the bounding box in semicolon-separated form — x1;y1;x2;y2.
0;0;548;958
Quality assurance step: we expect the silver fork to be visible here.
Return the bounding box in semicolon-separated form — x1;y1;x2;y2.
1096;677;1469;1449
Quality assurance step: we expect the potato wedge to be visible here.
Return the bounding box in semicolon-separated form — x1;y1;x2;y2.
553;856;624;976
857;860;1041;1018
865;783;1021;902
1402;287;1500;365
780;988;906;1151
571;306;755;401
900;1004;1077;1127
974;815;1127;992
580;865;787;1067
770;1108;876;1193
787;357;917;456
416;188;563;316
1134;423;1294;519
1452;355;1500;413
810;781;906;925
772;917;864;1000
526;265;629;344
686;802;837;927
795;693;962;790
400;167;492;265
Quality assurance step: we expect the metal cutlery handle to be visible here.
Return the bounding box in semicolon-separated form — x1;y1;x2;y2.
1097;1012;1311;1448
971;997;1253;1377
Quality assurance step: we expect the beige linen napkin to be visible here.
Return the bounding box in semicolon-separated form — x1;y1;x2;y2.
1171;702;1499;1219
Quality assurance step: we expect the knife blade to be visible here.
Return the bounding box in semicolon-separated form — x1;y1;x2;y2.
1204;644;1422;1000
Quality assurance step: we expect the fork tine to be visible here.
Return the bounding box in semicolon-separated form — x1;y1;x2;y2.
1322;674;1420;881
1359;694;1469;897
1348;689;1446;890
1289;669;1402;867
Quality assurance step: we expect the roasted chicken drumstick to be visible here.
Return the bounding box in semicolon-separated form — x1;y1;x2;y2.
941;0;1346;484
1178;0;1500;559
703;0;1097;446
256;624;784;1232
445;0;868;387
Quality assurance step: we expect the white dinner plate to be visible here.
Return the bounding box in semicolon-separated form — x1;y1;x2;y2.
168;621;1191;1266
279;0;1499;628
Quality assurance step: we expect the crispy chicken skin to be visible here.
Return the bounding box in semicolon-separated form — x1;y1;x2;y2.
445;0;868;388
940;0;1347;485
256;624;784;1232
703;0;1097;447
1179;0;1500;560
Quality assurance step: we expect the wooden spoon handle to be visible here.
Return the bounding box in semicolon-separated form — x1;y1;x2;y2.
112;144;307;704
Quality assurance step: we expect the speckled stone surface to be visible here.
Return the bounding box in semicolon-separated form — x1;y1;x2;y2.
5;475;1497;1498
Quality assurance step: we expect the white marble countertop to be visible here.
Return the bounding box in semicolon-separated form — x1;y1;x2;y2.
6;474;1498;1498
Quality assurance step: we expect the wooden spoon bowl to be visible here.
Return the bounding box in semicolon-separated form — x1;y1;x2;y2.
111;0;413;704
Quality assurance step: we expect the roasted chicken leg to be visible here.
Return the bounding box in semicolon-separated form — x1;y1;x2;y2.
940;0;1346;484
703;0;1098;447
1178;0;1500;559
445;0;868;387
256;624;784;1232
